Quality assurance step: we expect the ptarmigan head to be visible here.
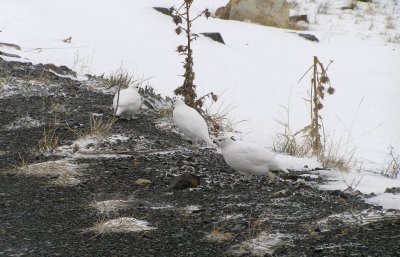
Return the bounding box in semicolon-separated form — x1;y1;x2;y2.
128;85;140;92
213;135;235;148
173;97;185;106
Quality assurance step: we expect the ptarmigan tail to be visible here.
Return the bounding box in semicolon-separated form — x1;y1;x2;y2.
274;161;289;174
203;136;215;147
280;167;289;173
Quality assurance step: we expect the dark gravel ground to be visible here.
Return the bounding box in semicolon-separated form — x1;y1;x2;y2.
1;58;400;257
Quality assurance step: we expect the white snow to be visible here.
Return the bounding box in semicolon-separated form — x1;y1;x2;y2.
3;115;42;130
1;0;399;208
57;134;130;157
366;193;400;210
181;205;202;214
314;169;400;209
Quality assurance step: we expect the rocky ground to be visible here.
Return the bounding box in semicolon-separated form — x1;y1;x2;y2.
1;58;400;257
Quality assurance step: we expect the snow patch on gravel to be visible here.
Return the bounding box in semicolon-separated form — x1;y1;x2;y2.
3;115;42;130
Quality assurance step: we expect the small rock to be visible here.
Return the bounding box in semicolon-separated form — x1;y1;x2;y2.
297;33;319;42
0;51;21;58
134;178;152;186
272;190;290;198
385;187;400;194
169;173;200;190
289;14;309;24
365;192;377;198
340;4;356;10
43;63;77;77
281;174;298;181
0;42;21;50
153;7;173;17
200;33;225;44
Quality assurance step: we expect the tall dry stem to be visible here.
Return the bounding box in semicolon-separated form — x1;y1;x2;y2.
299;56;335;156
170;1;216;110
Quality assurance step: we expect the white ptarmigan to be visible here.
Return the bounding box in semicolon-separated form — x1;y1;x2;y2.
172;98;213;147
213;135;289;182
113;86;142;120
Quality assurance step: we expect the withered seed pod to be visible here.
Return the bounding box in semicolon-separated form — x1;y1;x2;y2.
173;15;182;25
327;87;335;95
320;75;329;84
205;9;211;18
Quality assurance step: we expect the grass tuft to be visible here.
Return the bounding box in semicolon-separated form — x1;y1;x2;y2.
102;68;134;89
82;217;156;235
67;114;116;140
37;125;59;153
319;139;356;171
204;227;234;242
383;146;399;178
203;98;246;136
90;200;131;216
317;1;331;14
15;160;84;186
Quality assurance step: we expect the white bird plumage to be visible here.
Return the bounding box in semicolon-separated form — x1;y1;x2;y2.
113;86;142;120
213;135;289;182
172;98;213;147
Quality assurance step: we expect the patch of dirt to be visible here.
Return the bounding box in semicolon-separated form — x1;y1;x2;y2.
1;58;400;256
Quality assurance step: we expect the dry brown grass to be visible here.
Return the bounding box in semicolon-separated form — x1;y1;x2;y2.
272;119;313;157
204;227;234;242
37;125;59;153
383;146;399;178
387;34;400;44
273;96;355;172
203;99;246;136
317;1;331;14
273;125;356;171
88;115;116;138
159;107;173;119
89;200;132;216
102;68;134;89
0;74;12;89
68;114;116;140
277;56;342;170
385;16;396;30
319;139;356;171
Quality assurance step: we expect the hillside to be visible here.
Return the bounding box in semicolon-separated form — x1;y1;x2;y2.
1;58;400;256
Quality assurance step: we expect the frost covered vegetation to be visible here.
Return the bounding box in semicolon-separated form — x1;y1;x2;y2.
1;0;400;256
